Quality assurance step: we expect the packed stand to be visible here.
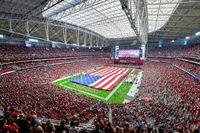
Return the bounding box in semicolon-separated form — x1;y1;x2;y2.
0;44;200;132
155;58;200;76
148;44;200;58
0;44;110;62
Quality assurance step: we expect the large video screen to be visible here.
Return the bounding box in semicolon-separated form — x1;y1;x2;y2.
118;50;140;58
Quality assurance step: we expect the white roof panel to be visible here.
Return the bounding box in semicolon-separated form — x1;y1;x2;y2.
43;0;180;38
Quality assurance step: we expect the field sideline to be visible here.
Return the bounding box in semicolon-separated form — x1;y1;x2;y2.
52;68;135;104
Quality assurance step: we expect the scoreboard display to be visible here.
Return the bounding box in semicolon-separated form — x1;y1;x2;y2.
118;50;140;58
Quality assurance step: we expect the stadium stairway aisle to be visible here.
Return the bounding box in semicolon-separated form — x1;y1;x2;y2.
77;123;95;132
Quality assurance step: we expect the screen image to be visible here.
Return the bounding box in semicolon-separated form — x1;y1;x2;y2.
25;41;32;47
118;50;140;58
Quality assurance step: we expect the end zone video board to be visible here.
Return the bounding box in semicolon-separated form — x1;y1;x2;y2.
118;50;140;58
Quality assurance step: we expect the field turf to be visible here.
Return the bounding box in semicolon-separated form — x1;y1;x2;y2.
53;69;134;104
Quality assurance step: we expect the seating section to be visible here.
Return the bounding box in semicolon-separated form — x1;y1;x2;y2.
0;44;200;132
148;44;200;57
0;44;110;62
151;58;200;76
0;60;107;119
101;61;199;129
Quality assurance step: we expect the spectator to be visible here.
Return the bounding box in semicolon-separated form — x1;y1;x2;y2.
69;122;78;133
44;120;55;133
104;122;114;133
33;120;44;133
56;120;69;133
123;123;130;133
1;119;19;133
17;114;30;133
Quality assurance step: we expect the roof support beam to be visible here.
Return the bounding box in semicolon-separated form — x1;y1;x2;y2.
9;19;12;32
90;34;93;47
119;0;148;44
149;14;200;17
46;0;87;18
97;37;99;47
165;26;200;30
26;21;30;36
63;24;67;44
48;0;104;20
147;1;200;5
45;21;49;41
76;30;80;46
156;30;192;34
84;32;87;46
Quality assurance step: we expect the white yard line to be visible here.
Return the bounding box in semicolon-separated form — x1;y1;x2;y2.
105;69;135;101
60;81;70;84
52;73;80;83
54;69;134;102
60;79;125;102
59;82;106;100
105;80;124;101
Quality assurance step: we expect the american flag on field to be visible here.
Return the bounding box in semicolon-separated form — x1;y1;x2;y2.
71;67;130;91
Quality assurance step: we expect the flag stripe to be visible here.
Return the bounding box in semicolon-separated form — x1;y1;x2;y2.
91;67;116;76
97;67;120;76
102;69;130;90
93;68;127;88
89;68;123;86
90;67;111;75
71;67;130;91
98;69;129;90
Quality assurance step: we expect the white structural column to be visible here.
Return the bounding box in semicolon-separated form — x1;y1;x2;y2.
76;30;80;46
141;44;146;60
9;19;12;32
1;18;107;47
97;37;99;47
84;32;87;46
45;21;49;41
26;21;30;36
102;40;104;47
90;34;93;47
63;24;67;44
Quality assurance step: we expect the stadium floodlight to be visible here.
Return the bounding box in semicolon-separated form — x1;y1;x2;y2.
185;36;190;40
184;40;187;45
0;34;3;38
172;40;175;42
195;32;200;36
29;38;38;43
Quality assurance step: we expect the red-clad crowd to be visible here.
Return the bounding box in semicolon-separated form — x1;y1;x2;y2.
150;58;200;76
0;44;200;133
148;44;200;58
170;60;200;76
91;61;199;132
0;44;109;63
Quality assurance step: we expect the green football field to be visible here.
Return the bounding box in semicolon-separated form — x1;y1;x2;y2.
53;68;135;104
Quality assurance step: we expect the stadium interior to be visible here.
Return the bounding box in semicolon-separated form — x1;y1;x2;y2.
0;0;200;133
